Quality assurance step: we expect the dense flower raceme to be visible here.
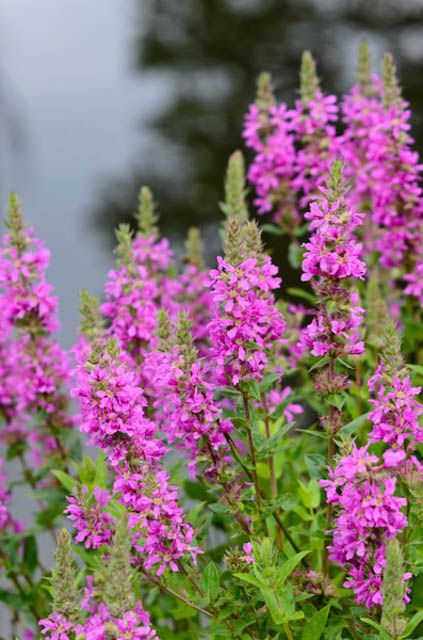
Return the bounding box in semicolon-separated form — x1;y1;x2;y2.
0;196;73;465
321;445;409;608
300;171;366;359
243;57;339;225
293;90;339;208
208;254;285;385
366;98;423;270
243;96;298;226
368;364;423;469
244;52;423;311
71;337;201;574
144;340;232;479
341;74;384;215
101;224;214;380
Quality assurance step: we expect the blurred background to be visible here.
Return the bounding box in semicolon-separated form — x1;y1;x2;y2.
1;0;423;634
1;0;423;348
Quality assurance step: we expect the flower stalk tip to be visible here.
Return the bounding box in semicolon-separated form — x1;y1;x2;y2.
135;185;159;237
300;50;319;103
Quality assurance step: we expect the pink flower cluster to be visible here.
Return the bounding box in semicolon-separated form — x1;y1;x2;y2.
243;88;338;223
101;232;214;376
0;216;73;466
0;229;58;333
71;339;201;575
101;261;160;361
300;185;366;358
244;60;423;306
293;92;339;207
341;76;384;213
368;366;423;469
65;486;114;549
243;103;298;224
40;600;157;640
208;256;285;385
321;444;409;607
404;260;423;305
146;350;232;478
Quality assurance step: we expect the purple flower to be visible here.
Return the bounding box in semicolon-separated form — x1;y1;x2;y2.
39;614;74;640
208;256;285;385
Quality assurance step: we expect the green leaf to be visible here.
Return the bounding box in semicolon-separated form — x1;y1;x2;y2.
261;223;284;236
169;604;198;620
51;469;76;492
340;412;370;434
402;610;423;637
278;551;310;583
308;357;329;373
287;288;317;304
305;454;326;479
94;452;108;488
288;241;304;269
360;617;391;640
327;394;345;411
233;573;266;589
298;479;320;509
246;380;261;402
6;441;27;460
301;604;330;640
259;373;283;392
199;562;220;601
23;535;38;577
408;364;423;376
187;501;206;525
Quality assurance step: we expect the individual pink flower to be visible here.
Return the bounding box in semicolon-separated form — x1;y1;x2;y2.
242;542;254;565
39;613;74;640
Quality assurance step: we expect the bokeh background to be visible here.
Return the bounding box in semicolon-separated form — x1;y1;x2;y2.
1;0;423;348
1;0;423;634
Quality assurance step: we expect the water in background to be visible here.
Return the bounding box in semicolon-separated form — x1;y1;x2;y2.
1;0;423;633
1;0;423;347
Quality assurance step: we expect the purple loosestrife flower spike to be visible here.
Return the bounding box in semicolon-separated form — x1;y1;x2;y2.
293;52;339;208
357;40;374;96
220;150;249;224
72;309;201;576
0;194;74;466
300;160;366;364
209;210;285;386
320;445;408;608
144;311;232;478
368;321;423;468
243;74;298;228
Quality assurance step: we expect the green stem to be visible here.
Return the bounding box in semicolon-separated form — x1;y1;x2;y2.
322;356;337;579
261;392;282;547
242;392;268;535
